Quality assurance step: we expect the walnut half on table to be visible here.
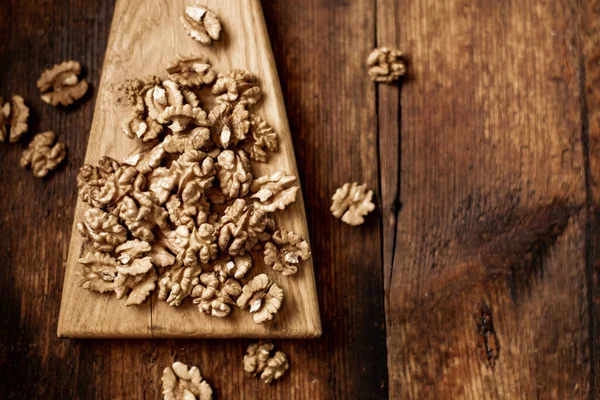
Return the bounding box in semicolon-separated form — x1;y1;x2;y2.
243;341;289;384
162;361;213;400
37;60;89;106
20;131;67;178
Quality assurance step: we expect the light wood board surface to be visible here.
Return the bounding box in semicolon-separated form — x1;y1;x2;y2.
57;0;321;338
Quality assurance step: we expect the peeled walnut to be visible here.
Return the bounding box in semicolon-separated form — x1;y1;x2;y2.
243;341;289;384
216;149;252;198
191;267;242;317
1;95;30;143
144;80;186;120
116;194;168;242
123;141;166;174
167;55;217;87
115;240;153;274
77;157;137;208
162;361;213;400
215;253;252;280
174;224;218;267
122;268;158;306
208;103;250;148
264;230;311;276
236;274;284;324
166;194;210;230
217;198;269;256
121;97;164;142
244;341;274;375
159;104;212;153
261;351;289;384
180;4;222;46
250;171;299;213
20;131;67;178
243;115;278;162
158;261;202;307
367;47;406;83
37;60;89;106
77;207;127;252
77;251;118;293
212;70;262;106
330;182;375;226
148;150;215;205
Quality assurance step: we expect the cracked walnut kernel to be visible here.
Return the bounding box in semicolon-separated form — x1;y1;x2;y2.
208;102;250;149
243;341;289;384
159;104;212;153
37;60;89;106
20;131;67;178
250;171;299;213
330;182;375;226
243;115;278;162
180;5;222;46
167;55;217;87
77;207;127;252
236;274;284;324
158;261;202;307
217;198;269;256
367;47;406;83
264;230;311;276
1;95;29;143
212;70;262;106
162;361;213;400
216;149;253;198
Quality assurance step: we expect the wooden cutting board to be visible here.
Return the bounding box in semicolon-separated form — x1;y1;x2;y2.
57;0;321;338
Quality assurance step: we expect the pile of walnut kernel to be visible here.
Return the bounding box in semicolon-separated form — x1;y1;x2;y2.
75;54;312;324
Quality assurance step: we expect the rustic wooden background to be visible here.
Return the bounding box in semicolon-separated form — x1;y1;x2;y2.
0;0;599;399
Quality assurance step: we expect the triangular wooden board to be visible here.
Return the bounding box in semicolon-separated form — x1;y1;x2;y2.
58;0;321;338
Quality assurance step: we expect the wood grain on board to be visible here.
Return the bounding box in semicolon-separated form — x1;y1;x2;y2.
380;0;594;398
57;0;322;339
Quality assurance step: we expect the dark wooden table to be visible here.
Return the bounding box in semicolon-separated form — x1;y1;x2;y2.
1;0;599;399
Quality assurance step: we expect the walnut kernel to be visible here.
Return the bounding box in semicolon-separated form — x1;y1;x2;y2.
243;341;289;384
180;5;222;46
167;55;217;87
37;60;89;106
264;230;311;276
236;274;284;324
162;361;213;400
367;47;406;83
1;95;29;143
20;131;67;178
330;182;375;226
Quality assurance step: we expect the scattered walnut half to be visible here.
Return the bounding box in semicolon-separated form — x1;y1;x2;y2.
212;70;262;106
243;341;289;384
180;5;222;46
0;95;29;143
367;47;407;83
37;60;89;106
162;361;213;400
330;182;375;226
167;55;217;87
243;115;278;162
264;230;311;276
250;171;299;213
236;274;284;324
20;131;67;178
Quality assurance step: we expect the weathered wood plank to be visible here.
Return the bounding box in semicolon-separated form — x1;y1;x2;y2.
380;0;590;398
579;0;600;397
